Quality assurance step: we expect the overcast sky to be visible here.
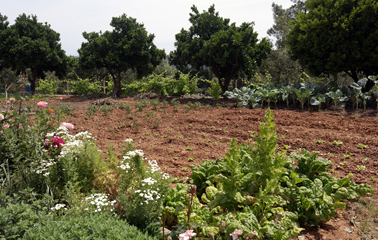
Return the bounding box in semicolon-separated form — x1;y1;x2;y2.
1;0;293;56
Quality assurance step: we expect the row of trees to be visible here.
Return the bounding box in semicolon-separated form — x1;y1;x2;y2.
1;0;378;97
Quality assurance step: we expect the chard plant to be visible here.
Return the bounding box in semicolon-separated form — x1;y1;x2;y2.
293;83;313;110
349;78;368;111
310;94;326;111
326;89;349;108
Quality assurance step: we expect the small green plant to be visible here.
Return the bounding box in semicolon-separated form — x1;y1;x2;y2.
340;161;347;166
247;139;253;142
59;104;75;115
182;167;188;172
224;127;228;130
297;138;302;142
162;100;169;108
86;104;98;116
371;177;376;181
198;125;202;127
186;146;192;151
344;152;353;159
168;128;173;131
333;140;343;147
151;118;160;129
205;138;211;142
358;143;367;149
356;165;366;170
173;157;178;160
188;124;193;127
210;126;215;129
188;157;195;162
119;103;133;113
347;173;354;178
187;137;192;140
144;110;156;118
177;135;183;139
215;141;221;145
206;104;212;109
154;134;159;137
145;132;151;136
100;105;113;115
281;135;286;139
163;135;168;138
131;120;140;132
362;158;369;161
327;152;334;156
316;139;324;144
283;145;291;150
164;166;169;170
150;99;160;109
330;169;338;174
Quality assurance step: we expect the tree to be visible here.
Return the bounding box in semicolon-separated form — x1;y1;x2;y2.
169;5;271;93
78;14;165;97
0;14;68;94
287;0;378;91
267;3;292;50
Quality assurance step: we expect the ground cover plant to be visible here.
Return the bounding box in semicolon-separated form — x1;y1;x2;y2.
1;96;378;239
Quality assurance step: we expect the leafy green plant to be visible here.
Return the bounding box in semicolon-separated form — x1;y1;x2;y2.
100;105;113;115
173;157;178;160
70;77;101;95
86;104;98;116
188;157;195;162
340;161;347;166
358;143;367;149
356;165;366;170
177;135;183;139
186;146;192;151
131;120;140;132
182;167;188;172
59;104;75;115
150;99;160;109
316;139;324;144
119;103;133;114
333;140;343;147
205;138;211;142
283;145;291;150
344;152;353;159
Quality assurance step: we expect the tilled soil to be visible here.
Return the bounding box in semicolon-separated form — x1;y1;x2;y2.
3;95;378;239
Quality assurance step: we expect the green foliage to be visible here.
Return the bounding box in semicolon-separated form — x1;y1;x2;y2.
78;14;165;97
116;148;171;229
23;211;157;240
59;104;74;115
100;105;113;115
287;0;378;85
167;109;374;239
86;104;98;116
119;103;133;113
169;5;271;93
0;14;68;93
70;77;101;95
37;77;60;95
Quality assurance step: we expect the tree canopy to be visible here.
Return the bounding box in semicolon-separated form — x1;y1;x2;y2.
287;0;378;90
169;5;271;93
78;14;166;97
0;13;68;93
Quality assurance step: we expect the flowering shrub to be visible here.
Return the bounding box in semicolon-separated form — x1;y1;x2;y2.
116;141;172;229
37;101;48;108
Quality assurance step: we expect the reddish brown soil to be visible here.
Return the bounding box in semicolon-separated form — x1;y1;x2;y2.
4;95;378;239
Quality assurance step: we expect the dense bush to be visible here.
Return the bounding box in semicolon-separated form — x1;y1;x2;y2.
70;77;101;95
23;212;157;240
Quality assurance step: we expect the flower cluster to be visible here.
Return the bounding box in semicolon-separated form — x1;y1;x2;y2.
134;189;161;205
141;177;157;186
61;122;74;130
85;193;116;212
0;113;4;120
32;158;57;177
37;101;48;108
51;203;67;211
124;138;133;143
230;229;243;239
44;136;65;149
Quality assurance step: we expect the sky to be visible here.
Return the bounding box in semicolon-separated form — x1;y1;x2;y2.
1;0;293;56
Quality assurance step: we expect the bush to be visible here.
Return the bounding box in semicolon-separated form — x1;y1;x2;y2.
37;78;59;95
23;212;157;240
70;78;101;95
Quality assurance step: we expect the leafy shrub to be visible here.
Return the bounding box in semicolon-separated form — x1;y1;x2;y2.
70;77;101;96
37;78;59;95
100;105;113;115
23;212;157;240
86;104;98;116
119;103;133;113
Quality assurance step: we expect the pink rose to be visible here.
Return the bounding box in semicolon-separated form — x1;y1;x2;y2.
9;97;16;102
0;114;4;120
44;136;65;149
48;109;55;114
179;230;196;240
37;101;48;108
3;124;10;128
61;122;74;130
59;97;63;100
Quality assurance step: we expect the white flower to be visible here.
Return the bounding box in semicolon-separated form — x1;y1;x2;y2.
124;138;133;143
51;203;66;211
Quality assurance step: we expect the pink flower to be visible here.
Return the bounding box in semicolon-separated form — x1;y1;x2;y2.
61;122;74;130
9;98;16;102
37;101;48;108
0;114;4;120
3;124;10;128
44;136;65;149
230;229;243;240
179;230;196;240
59;97;63;100
48;109;55;114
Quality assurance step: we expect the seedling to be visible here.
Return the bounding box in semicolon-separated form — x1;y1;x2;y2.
154;134;159;137
145;132;151;136
327;152;334;156
198;125;202;127
224;127;228;130
173;157;178;160
215;141;221;145
316;139;324;144
356;165;366;170
330;169;338;174
177;135;183;139
186;146;192;151
163;166;169;170
362;158;369;162
340;161;347;166
168;128;173;131
205;138;211;142
370;177;376;181
250;131;257;136
188;124;193;127
283;145;291;150
344;152;353;159
297;138;302;142
163;135;168;138
358;143;367;149
182;167;188;172
281;135;286;139
247;139;253;142
333;140;343;147
201;132;205;135
347;173;354;178
188;157;195;162
187;137;192;140
150;143;157;147
210;126;215;129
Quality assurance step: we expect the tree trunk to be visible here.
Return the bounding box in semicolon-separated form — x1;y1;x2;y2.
112;70;122;98
29;68;38;94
